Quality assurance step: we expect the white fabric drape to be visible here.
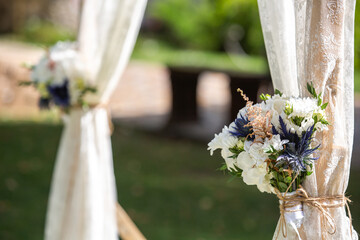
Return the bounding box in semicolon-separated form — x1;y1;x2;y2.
45;1;147;239
258;0;357;239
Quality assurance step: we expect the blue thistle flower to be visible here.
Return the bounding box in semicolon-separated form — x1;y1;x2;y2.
272;116;300;145
229;113;254;140
38;97;50;109
273;116;320;172
47;79;70;107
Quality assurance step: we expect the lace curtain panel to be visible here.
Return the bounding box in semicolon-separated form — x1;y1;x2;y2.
258;0;357;239
44;1;147;239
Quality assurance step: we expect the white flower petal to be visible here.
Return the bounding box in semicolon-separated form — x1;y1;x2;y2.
236;151;255;170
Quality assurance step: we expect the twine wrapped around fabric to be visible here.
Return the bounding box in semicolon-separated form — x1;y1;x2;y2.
70;102;114;134
275;186;352;240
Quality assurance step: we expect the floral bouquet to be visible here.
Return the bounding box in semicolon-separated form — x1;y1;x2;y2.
21;42;96;111
208;83;329;232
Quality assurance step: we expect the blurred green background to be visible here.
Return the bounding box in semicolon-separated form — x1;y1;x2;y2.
1;0;360;239
2;0;360;87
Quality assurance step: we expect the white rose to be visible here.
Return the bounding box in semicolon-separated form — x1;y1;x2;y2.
242;163;269;189
271;95;288;114
236;151;255;171
246;142;268;164
257;173;274;193
242;167;261;185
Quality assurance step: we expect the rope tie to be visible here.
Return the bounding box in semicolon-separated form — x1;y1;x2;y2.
70;102;114;134
275;186;352;240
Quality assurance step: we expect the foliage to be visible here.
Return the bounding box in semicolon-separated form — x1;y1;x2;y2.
149;0;360;72
132;38;268;73
13;18;75;47
148;0;264;55
355;2;360;70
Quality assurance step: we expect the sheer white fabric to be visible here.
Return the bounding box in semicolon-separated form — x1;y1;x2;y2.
44;1;147;239
258;0;357;239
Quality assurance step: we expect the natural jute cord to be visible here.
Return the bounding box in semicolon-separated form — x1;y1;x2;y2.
275;185;352;240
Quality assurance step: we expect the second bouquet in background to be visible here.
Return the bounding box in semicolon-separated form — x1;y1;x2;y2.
21;41;96;111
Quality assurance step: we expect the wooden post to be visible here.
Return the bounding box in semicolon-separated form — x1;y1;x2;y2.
116;203;146;240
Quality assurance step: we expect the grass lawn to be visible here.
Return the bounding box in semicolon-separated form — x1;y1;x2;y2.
131;38;268;74
0;122;359;240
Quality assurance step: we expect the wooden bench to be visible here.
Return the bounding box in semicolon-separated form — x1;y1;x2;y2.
168;66;271;125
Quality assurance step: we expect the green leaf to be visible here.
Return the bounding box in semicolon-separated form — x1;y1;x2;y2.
291;116;305;127
284;176;292;183
278;174;284;182
229;148;239;154
219;164;227;171
317;97;322;106
313;114;318;123
268;155;277;160
274;89;283;96
228;146;243;156
307;82;317;98
278;182;288;192
21;63;35;70
320;119;329;125
260;93;267;101
321;103;328;110
264;145;276;154
284;104;293;115
19;81;34;86
270;179;277;187
229;154;238;159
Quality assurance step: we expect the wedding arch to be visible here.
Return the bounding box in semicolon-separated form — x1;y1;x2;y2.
39;0;358;239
